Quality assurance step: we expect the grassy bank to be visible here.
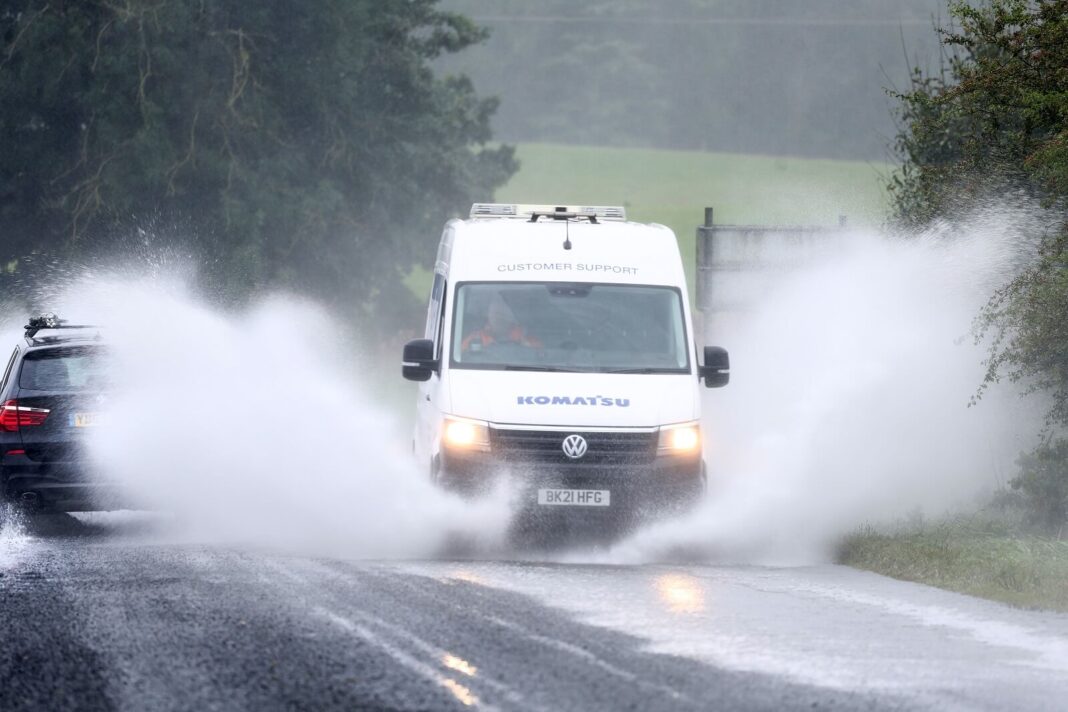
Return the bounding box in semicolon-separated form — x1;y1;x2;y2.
839;518;1068;612
407;142;893;299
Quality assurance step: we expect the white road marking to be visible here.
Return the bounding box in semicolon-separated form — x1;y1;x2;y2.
318;608;494;710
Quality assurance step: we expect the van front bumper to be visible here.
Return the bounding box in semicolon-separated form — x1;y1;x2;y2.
439;441;704;521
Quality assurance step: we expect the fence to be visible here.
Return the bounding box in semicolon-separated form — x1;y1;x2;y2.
694;207;854;343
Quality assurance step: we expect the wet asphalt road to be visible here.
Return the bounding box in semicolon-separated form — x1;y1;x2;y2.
3;515;1068;711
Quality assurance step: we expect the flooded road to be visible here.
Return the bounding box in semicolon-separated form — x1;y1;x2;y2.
2;514;1067;711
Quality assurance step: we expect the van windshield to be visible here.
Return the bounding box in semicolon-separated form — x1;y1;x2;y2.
451;282;690;373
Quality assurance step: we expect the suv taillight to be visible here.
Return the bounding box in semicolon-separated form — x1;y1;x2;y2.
0;400;50;432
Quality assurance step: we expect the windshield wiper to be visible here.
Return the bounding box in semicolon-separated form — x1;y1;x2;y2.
602;367;674;374
502;365;583;373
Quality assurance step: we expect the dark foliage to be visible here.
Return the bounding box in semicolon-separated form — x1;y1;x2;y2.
890;0;1068;529
1013;438;1068;531
0;0;516;319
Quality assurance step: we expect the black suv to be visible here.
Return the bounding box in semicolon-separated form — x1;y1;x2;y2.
0;315;110;513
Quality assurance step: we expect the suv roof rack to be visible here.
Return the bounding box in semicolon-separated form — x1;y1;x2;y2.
24;314;99;339
470;203;626;222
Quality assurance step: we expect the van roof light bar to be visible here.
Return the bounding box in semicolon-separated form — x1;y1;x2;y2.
529;207;592;224
24;313;99;338
469;203;626;222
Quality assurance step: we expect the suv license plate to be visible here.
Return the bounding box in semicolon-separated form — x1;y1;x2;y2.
71;413;101;427
537;489;610;507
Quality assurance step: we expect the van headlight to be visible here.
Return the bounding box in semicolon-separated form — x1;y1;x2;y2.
657;422;701;455
442;417;491;453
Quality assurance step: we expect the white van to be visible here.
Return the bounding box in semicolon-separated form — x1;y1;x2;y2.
403;204;729;529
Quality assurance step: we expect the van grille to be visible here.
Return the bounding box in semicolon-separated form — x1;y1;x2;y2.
489;428;656;466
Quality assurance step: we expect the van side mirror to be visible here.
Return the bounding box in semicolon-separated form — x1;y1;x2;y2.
402;338;438;382
699;346;729;388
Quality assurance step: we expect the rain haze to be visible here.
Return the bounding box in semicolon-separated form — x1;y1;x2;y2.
438;0;949;159
2;1;1068;710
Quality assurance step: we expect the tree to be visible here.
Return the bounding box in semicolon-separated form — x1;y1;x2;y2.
891;0;1068;527
0;0;516;319
890;1;1067;222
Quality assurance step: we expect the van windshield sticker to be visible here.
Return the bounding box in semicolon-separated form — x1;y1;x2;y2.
518;396;631;407
497;263;639;276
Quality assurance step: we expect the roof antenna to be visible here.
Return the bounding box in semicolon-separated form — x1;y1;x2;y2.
559;207;573;250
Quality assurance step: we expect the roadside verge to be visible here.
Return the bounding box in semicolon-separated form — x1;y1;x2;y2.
838;518;1068;612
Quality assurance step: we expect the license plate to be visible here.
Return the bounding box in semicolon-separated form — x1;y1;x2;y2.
71;412;101;427
537;489;611;507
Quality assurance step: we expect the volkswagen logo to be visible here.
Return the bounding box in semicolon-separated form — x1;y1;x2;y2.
561;434;588;459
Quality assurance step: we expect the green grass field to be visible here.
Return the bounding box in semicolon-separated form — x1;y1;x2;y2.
840;517;1068;612
407;142;893;299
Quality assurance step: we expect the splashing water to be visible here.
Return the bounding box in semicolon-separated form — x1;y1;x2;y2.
11;203;1053;565
48;276;511;559
603;207;1050;564
0;506;31;570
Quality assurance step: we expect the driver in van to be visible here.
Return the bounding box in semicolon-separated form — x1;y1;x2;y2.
462;293;543;352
